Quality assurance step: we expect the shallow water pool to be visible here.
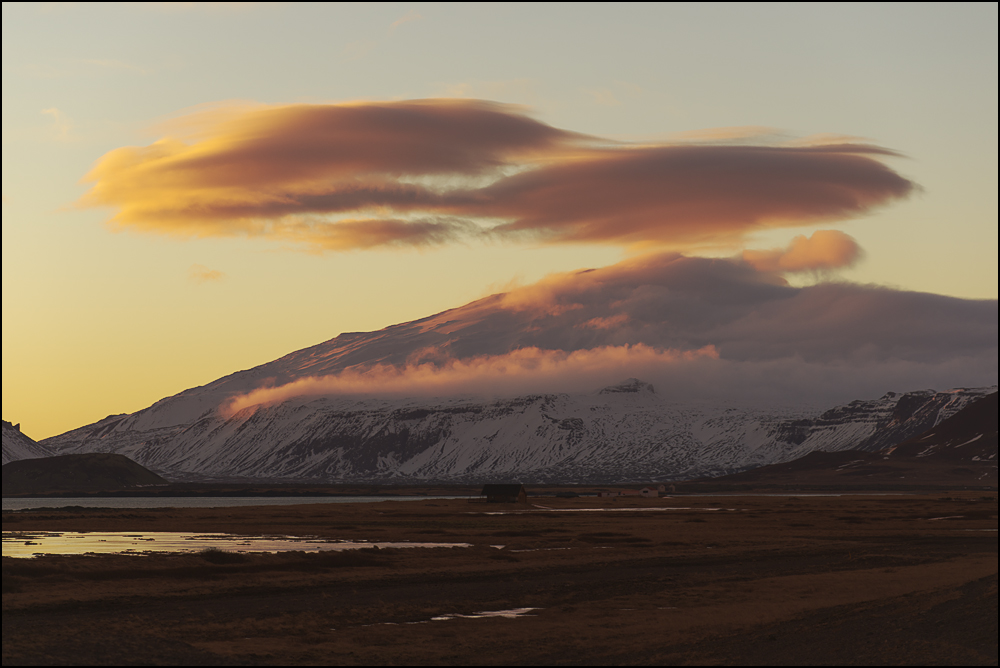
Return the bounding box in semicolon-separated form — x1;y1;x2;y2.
1;531;470;558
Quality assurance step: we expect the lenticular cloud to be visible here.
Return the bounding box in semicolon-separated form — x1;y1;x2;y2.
80;99;915;251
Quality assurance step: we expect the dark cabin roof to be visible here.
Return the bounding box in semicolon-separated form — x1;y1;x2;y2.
480;484;525;496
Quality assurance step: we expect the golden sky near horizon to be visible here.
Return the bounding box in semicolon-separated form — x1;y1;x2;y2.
2;3;997;439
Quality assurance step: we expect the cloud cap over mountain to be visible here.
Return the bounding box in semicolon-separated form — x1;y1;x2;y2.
217;253;997;414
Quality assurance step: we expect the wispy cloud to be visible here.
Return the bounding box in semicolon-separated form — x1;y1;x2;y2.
583;88;622;106
40;107;73;140
343;39;378;61
390;9;423;30
441;79;539;102
17;58;149;80
188;263;225;283
582;81;642;107
223;343;719;415
140;2;265;14
337;8;424;63
79;58;149;75
663;126;786;144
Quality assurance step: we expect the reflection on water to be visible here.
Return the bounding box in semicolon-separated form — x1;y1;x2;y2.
430;607;539;620
366;607;540;627
1;531;470;558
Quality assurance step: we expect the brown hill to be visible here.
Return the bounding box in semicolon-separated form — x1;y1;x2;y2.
2;453;167;496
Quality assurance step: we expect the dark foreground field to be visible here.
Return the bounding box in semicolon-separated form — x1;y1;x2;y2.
3;492;997;666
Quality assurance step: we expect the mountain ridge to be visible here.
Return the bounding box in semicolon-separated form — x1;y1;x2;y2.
2;420;54;465
41;383;994;483
691;392;998;487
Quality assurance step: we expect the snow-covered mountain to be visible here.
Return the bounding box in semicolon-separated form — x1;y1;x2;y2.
42;381;993;483
36;254;998;482
2;421;54;465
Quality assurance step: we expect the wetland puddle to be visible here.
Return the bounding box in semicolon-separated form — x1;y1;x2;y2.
431;607;539;621
476;506;741;514
362;607;540;628
1;531;470;558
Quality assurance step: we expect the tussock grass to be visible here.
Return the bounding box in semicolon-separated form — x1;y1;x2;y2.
578;532;652;544
198;547;248;564
2;547;396;590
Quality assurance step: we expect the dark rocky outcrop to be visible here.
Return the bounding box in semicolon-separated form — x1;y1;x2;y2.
2;453;167;496
887;392;997;461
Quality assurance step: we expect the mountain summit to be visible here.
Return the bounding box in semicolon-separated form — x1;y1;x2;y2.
600;379;656;395
2;421;53;465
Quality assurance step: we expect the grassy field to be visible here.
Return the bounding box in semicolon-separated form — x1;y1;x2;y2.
3;492;997;665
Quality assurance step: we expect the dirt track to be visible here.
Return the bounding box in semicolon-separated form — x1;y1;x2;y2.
3;492;997;665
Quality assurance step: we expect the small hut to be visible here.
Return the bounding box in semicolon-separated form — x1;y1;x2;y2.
479;483;527;503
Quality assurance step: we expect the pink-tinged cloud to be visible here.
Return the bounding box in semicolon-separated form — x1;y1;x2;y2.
80;99;585;245
273;216;477;250
222;344;719;416
191;252;995;417
741;230;863;273
582;313;630;330
479;144;912;246
79;99;915;251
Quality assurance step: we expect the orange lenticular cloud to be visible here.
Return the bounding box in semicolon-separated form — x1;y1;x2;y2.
479;144;912;247
80;99;585;240
79;99;916;251
741;230;864;273
222;344;720;415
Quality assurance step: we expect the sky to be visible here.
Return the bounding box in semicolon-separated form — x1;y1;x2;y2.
2;3;998;440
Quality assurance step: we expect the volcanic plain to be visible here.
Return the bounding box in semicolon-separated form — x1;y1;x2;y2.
3;491;997;665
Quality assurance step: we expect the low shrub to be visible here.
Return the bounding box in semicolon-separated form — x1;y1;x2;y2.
198;548;248;565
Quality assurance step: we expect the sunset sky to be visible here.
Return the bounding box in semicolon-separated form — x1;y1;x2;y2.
3;3;997;439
